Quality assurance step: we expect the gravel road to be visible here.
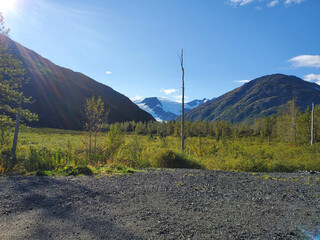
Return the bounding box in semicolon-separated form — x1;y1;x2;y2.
1;169;320;239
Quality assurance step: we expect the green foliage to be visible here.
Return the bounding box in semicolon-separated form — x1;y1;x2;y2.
151;149;204;169
4;97;320;175
115;135;145;168
0;147;11;172
0;14;37;123
24;146;77;171
62;166;93;176
84;95;109;156
105;124;125;159
0;13;38;165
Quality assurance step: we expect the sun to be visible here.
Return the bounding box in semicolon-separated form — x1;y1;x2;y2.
0;0;16;13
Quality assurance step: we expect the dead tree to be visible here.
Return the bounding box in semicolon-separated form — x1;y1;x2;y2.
179;49;185;151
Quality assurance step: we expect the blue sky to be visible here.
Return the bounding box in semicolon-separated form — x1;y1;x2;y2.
2;0;320;102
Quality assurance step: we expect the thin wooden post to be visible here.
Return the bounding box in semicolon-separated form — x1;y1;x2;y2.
180;49;185;152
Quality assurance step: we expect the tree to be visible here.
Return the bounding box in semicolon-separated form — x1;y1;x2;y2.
276;99;299;143
179;49;185;151
84;95;109;155
296;108;311;145
0;13;37;164
105;123;124;159
261;115;276;144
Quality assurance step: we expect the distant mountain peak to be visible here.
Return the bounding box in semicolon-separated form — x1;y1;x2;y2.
135;97;210;121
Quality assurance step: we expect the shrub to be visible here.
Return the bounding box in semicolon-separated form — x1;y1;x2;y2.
115;137;147;168
105;124;125;159
62;166;93;176
0;147;11;172
270;160;302;173
24;147;75;171
151;150;204;169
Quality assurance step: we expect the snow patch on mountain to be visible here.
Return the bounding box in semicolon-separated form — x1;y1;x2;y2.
134;97;210;121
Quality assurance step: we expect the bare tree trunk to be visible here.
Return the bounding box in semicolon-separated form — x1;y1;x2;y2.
180;49;185;152
89;131;92;154
94;132;97;154
311;102;314;146
11;108;21;165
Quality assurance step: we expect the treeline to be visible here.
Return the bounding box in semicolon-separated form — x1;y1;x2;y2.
105;100;319;145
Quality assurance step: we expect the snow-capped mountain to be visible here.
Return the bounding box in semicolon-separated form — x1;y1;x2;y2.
134;97;210;121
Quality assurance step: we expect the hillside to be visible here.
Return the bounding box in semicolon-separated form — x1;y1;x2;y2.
184;74;320;122
2;35;154;130
135;97;209;121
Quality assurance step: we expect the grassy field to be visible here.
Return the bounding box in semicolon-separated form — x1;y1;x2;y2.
1;127;320;175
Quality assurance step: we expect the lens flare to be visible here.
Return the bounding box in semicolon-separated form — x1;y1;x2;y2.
0;0;16;13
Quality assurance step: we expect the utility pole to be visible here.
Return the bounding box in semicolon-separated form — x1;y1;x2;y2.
180;49;185;152
311;102;314;146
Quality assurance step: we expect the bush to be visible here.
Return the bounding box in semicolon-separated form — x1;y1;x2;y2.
270;160;302;173
23;147;75;171
105;124;125;159
62;166;93;176
0;147;11;172
35;166;94;176
151;150;204;169
115;137;148;168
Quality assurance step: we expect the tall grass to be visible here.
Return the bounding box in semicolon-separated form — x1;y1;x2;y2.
1;127;320;174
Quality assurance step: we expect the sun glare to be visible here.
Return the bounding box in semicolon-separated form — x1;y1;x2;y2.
0;0;16;13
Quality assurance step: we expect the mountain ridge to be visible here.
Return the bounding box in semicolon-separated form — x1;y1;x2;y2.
183;74;320;122
2;35;155;130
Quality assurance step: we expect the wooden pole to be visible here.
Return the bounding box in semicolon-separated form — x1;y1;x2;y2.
180;49;185;152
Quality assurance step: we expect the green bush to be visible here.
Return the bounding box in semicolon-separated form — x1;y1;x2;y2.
115;137;147;168
23;147;76;171
270;161;301;173
151;150;204;169
0;147;11;170
105;124;125;159
62;166;93;176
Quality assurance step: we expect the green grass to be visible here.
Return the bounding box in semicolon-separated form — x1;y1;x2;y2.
1;127;320;175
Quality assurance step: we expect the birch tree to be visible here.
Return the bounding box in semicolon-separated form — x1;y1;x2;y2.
84;95;109;155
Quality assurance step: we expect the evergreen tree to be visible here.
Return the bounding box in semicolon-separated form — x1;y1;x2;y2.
0;13;37;163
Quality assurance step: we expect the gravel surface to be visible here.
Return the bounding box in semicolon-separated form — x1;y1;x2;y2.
1;169;320;239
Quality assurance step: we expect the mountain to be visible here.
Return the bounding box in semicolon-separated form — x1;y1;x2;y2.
183;74;320;122
134;97;210;121
1;35;154;130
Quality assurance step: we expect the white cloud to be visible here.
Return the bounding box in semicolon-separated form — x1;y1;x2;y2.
160;88;178;95
130;95;143;102
229;0;254;6
284;0;305;5
106;71;112;75
173;95;189;103
233;80;250;83
228;0;306;7
304;74;320;85
289;55;320;68
268;0;279;7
